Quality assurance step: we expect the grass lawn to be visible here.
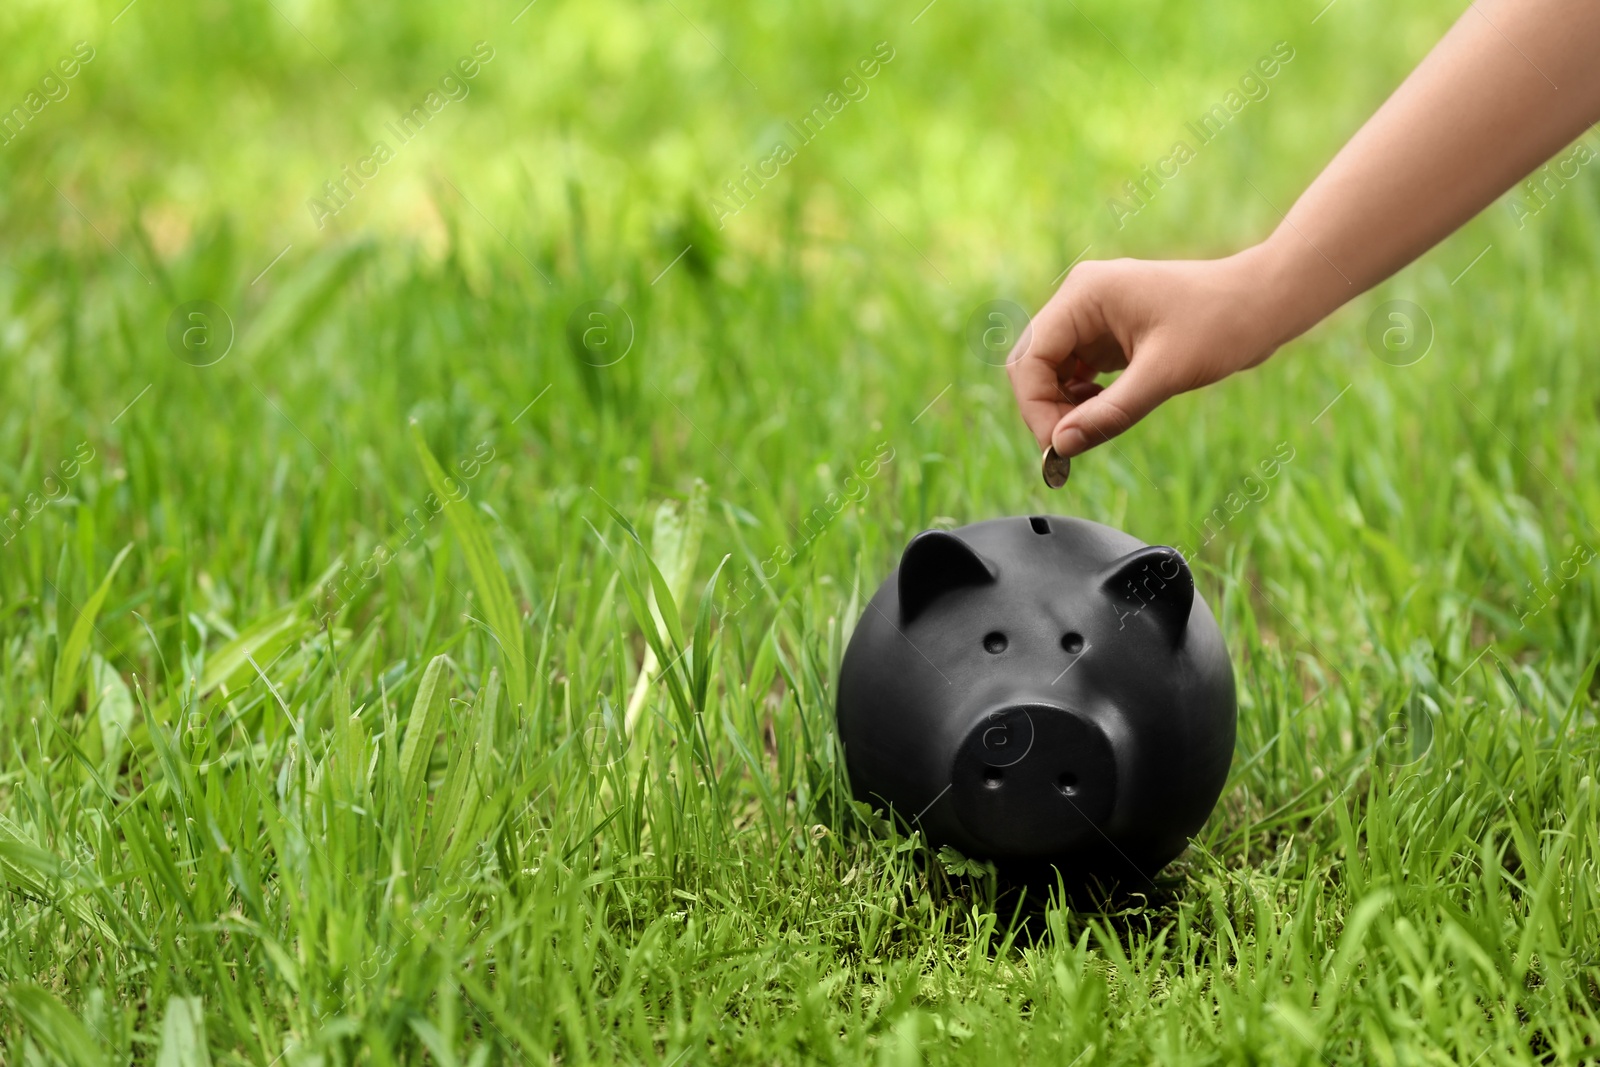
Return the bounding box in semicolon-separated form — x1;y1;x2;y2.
3;0;1599;1062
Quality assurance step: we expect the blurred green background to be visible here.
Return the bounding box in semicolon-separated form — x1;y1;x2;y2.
4;0;1600;1063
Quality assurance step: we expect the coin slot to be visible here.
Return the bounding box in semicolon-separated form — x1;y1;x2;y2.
983;631;1008;654
1060;632;1084;654
983;768;1004;789
1056;772;1079;796
1029;516;1050;535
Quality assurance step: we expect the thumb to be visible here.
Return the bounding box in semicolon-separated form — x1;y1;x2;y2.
1050;358;1169;458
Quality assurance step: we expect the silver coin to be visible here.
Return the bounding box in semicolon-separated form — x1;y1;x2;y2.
1041;446;1070;489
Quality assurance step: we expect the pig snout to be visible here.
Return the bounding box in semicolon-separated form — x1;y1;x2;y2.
948;703;1119;859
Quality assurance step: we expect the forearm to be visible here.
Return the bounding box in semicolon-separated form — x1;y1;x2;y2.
1256;0;1600;341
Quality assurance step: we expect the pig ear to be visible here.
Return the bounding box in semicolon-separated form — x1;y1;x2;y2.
1100;546;1194;645
898;530;996;622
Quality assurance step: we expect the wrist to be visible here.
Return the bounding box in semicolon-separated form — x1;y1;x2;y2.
1236;230;1353;347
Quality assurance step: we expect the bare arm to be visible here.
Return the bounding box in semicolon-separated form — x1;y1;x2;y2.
1011;0;1600;459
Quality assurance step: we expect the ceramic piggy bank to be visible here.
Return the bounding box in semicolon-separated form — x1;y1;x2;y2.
837;515;1236;879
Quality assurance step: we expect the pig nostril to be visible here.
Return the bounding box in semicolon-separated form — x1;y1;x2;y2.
983;768;1004;789
1060;632;1084;654
1056;772;1079;796
983;632;1008;654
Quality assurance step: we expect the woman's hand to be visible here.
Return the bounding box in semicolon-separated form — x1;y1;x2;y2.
1007;246;1296;458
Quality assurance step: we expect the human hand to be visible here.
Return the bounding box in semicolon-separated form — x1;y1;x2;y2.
1007;247;1301;459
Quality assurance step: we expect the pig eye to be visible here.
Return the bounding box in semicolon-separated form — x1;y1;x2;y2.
982;632;1008;654
1060;632;1084;654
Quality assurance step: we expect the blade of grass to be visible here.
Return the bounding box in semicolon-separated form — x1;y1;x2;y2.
51;543;132;715
411;423;528;703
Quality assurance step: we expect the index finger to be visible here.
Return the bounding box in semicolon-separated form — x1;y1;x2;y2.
1006;298;1097;449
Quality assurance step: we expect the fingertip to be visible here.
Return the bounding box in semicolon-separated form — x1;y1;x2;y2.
1051;422;1089;458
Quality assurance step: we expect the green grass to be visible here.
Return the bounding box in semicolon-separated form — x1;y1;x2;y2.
4;0;1600;1062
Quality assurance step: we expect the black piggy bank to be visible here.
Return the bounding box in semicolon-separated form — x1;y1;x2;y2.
836;515;1236;880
